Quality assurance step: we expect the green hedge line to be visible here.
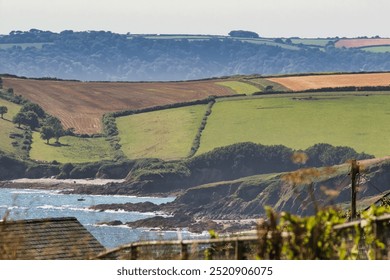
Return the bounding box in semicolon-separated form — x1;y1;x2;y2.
301;85;390;93
187;100;215;158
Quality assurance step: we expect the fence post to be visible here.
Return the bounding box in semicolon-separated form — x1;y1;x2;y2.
181;242;189;260
350;159;359;220
235;240;245;260
130;245;138;260
371;219;379;259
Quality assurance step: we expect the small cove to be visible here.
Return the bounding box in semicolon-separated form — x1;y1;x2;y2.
0;187;207;248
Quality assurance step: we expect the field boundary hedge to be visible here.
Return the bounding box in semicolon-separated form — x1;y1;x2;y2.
300;85;390;93
187;100;215;158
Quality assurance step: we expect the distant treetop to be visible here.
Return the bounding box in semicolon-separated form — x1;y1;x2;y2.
228;30;260;38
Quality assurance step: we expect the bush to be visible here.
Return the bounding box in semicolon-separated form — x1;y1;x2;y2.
304;143;373;166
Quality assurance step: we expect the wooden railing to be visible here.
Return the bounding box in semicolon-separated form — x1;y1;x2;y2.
97;214;390;260
97;235;259;260
334;213;390;260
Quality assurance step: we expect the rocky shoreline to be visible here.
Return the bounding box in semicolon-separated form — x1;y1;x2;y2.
91;202;257;234
0;180;258;234
96;214;257;234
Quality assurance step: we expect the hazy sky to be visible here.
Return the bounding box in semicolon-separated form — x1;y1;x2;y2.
0;0;389;37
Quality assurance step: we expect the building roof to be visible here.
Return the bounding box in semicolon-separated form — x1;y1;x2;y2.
0;217;105;260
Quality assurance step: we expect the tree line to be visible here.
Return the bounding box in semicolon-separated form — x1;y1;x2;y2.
1;30;390;81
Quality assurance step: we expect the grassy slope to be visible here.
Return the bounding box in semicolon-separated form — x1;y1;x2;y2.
30;133;115;163
216;81;260;94
196;93;390;157
117;105;207;160
0;98;22;155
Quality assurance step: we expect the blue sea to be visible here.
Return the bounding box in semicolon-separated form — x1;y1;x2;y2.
0;188;208;248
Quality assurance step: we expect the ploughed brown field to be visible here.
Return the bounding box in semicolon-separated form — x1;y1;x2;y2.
335;38;390;48
3;78;235;134
267;72;390;92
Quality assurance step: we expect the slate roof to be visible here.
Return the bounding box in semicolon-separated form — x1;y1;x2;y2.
0;217;105;260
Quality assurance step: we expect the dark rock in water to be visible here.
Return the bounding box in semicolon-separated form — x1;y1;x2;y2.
188;219;223;234
125;213;224;234
126;213;192;230
90;201;162;213
97;220;123;226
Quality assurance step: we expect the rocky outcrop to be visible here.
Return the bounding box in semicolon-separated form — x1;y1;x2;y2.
90;201;162;213
125;214;224;234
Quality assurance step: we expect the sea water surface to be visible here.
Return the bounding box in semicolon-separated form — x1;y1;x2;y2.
0;188;207;248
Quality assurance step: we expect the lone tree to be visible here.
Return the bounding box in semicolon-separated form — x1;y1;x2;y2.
0;106;8;119
40;126;55;144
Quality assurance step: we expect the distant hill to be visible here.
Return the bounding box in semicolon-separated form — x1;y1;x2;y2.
1;30;390;81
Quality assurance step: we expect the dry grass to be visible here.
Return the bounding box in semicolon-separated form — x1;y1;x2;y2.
268;72;390;91
335;38;390;48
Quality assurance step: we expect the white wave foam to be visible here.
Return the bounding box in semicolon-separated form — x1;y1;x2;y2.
36;205;65;210
103;209;128;214
9;178;126;185
93;224;130;229
36;204;99;213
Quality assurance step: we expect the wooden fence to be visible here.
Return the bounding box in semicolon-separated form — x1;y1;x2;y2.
334;213;390;260
97;214;390;260
97;235;260;260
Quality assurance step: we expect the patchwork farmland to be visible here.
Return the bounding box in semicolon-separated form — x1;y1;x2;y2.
195;93;390;157
1;72;390;163
2;77;242;134
113;91;390;160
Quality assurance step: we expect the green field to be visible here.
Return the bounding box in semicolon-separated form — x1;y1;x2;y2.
30;133;115;163
360;46;390;53
0;98;22;155
235;38;300;50
117;105;207;160
290;38;335;47
216;81;260;95
196;93;390;157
